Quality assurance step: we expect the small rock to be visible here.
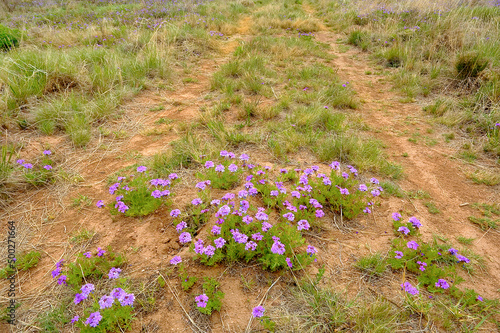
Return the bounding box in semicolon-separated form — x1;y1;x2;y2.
171;242;180;250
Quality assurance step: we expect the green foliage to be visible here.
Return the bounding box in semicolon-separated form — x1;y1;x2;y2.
197;158;242;190
18;151;56;187
77;298;134;333
64;248;126;290
468;216;498;230
196;277;224;315
0;24;20;51
108;168;178;217
0;144;14;186
35;303;68;332
0;250;41;278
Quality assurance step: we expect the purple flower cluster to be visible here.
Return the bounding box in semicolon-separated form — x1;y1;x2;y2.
401;281;419;295
195;294;209;308
435;279;450;289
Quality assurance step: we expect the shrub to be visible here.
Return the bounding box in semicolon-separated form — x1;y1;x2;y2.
0;24;20;51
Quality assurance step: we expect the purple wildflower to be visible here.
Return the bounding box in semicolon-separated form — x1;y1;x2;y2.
435;279;450;289
252;306;265;318
228;164;238;172
214;237;226;249
23;163;33;169
74;293;86;304
271;239;285;255
71;315;79;324
195;294;208;308
401;282;419;296
204;245;216;257
394;251;403;259
83;252;91;258
119;293;135;306
136;166;147;173
315;210;325;218
245;241;257;251
170;256;182;265
43;165;52;170
398;226;410;235
456;254;470;263
286;257;293;268
176;221;187;232
306;245;317;256
81;283;95;297
85;312;103;327
252;233;263;241
448;248;458;255
262;222;272;232
409;217;422;228
392;212;401;221
297;220;310;231
194;239;204;254
192;198;203;205
212;225;221;235
96;200;104;208
57;275;67;285
215;164;225;172
205;161;214;168
43;150;52;155
99;295;114;309
97;247;106;257
111;288;126;301
407;241;419;250
179;232;192;244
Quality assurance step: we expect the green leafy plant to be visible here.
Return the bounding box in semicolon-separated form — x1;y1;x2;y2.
195;277;224;315
107;166;179;217
0;24;20;51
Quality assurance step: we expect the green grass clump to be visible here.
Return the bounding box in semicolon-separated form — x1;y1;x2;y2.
455;52;489;80
0;24;20;51
354;253;387;278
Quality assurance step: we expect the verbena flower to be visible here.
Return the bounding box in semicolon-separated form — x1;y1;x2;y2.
370;177;379;184
252;233;263;241
151;190;162;198
97;247;106;257
392;212;401;221
119;293;135;306
195;294;209;308
255;211;269;221
323;178;332;186
170;256;182;265
242;215;253;224
456;254;470;263
214;237;226;249
179;232;192;244
286;257;293;268
43;165;52;170
271;239;285;255
228;164;238;172
358;184;368;191
16;159;24;164
57;275;67;285
212;225;221;235
211;199;221;206
81;283;95;297
339;188;349;195
194;239;204;254
23;163;33;169
83;252;92;258
371;189;381;197
111;288;126;301
240;154;249;161
448;248;458;255
262;222;272;232
409;217;422;228
137;166;147;173
204;245;216;257
252;306;265;318
283;212;295;221
394;251;403;259
74;293;86;304
43;150;52;155
401;281;419;296
218;205;231;216
315;210;325;218
398;226;410;235
297;220;310;231
51;267;61;278
176;221;187;232
96;200;104;208
477;295;483;302
192;198;202;205
407;241;419;250
108;267;121;279
238;190;248;199
86;312;103;327
71;315;79;324
363;207;371;214
245;241;257;251
99;295;114;309
435;279;449;289
169;173;178;180
416;261;427;271
341;172;349;179
205;161;214;168
329;161;340;170
306;245;317;256
215;164;225;172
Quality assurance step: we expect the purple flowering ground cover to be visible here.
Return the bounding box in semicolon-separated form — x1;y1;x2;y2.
0;0;499;332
